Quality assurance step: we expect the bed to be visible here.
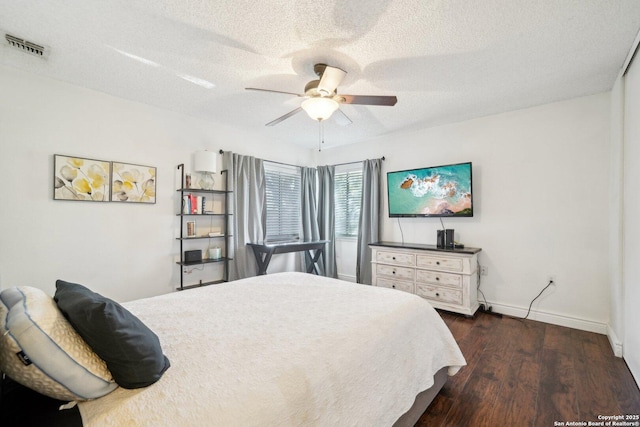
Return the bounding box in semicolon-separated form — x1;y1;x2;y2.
1;272;466;426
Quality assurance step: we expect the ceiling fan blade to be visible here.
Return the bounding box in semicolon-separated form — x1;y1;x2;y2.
333;108;352;126
317;65;347;95
265;107;303;126
339;94;397;106
246;87;304;97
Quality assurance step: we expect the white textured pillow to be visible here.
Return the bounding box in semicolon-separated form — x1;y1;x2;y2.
0;286;117;401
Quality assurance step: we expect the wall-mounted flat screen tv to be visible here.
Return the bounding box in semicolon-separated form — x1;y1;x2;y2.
387;162;473;217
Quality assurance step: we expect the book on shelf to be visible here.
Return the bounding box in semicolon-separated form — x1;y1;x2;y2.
204;199;214;214
189;194;197;214
182;195;189;214
182;194;213;215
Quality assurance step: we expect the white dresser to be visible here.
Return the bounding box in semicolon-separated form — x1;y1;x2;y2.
370;242;481;316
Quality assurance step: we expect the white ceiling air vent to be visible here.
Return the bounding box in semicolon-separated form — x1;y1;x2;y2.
5;34;47;57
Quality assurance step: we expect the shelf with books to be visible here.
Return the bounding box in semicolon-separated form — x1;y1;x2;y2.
178;190;230;215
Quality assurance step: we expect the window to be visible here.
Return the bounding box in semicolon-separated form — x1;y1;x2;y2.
334;165;362;238
264;162;301;242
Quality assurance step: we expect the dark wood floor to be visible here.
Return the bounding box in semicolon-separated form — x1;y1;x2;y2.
416;310;640;427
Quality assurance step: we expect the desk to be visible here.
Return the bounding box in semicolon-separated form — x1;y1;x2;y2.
247;240;328;275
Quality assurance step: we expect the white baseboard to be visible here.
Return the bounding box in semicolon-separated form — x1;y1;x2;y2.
485;301;608;335
606;325;624;357
338;273;357;283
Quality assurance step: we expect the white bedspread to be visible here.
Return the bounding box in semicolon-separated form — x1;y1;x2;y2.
78;272;465;427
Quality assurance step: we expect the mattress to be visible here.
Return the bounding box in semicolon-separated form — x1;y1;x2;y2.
78;272;466;426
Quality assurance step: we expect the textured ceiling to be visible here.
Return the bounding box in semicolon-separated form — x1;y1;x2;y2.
2;0;640;150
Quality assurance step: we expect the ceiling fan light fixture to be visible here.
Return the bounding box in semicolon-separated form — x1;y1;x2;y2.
301;97;339;121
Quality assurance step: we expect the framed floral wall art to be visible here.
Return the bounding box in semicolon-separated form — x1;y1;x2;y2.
53;155;111;201
111;162;156;203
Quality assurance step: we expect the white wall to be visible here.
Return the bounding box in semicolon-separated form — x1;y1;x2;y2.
0;63;618;339
622;53;640;381
335;238;358;282
0;65;313;302
318;93;612;333
608;76;625;357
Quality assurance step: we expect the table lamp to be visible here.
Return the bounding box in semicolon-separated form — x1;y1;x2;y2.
194;150;217;190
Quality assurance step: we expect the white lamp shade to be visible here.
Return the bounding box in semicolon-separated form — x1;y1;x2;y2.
301;97;339;121
194;150;217;173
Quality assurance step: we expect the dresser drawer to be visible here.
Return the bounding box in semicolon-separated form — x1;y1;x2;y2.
376;264;414;281
416;254;463;272
376;278;414;293
416;283;462;305
415;269;462;288
376;251;415;267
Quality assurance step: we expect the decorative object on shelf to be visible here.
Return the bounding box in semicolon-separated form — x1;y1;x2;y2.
194;150;217;190
208;247;221;260
186;221;196;237
184;250;202;264
53;154;110;202
111;162;156;204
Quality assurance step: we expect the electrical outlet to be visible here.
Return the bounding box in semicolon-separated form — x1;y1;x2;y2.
480;266;488;276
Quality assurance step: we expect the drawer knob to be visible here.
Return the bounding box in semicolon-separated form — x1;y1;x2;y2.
392;285;396;288
392;270;396;274
436;277;440;281
436;292;440;297
392;256;396;260
436;261;440;265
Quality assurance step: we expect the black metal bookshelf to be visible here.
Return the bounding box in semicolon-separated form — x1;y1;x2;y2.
175;165;232;291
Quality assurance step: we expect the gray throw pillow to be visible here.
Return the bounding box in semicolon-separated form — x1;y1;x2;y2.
54;280;170;389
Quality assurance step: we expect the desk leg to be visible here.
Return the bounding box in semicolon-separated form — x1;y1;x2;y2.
305;249;323;275
251;249;273;275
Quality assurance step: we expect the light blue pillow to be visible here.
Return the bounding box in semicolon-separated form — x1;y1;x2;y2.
0;286;117;401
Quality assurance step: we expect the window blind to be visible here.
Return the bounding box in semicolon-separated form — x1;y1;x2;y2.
335;168;363;237
265;162;301;242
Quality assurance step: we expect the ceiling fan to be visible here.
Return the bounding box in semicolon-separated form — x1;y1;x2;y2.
246;63;397;127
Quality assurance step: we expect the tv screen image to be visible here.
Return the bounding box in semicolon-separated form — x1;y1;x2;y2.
387;162;473;217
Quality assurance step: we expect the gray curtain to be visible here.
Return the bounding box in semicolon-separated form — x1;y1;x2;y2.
300;167;321;273
301;167;320;242
223;151;266;280
317;165;337;278
356;159;381;284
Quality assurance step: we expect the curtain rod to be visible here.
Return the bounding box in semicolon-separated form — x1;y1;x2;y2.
218;149;299;168
219;150;385;169
328;156;385;167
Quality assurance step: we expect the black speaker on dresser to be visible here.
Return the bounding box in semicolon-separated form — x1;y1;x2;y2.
445;229;455;248
437;229;455;248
